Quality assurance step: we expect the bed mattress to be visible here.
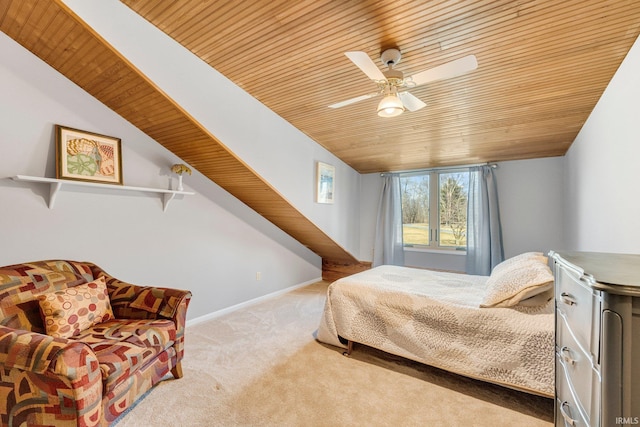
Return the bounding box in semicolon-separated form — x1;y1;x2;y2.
317;265;554;397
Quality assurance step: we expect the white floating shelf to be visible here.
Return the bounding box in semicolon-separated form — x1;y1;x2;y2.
13;175;195;212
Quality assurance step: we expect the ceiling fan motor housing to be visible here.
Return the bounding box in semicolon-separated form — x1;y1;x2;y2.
380;49;404;85
383;69;404;85
380;48;402;66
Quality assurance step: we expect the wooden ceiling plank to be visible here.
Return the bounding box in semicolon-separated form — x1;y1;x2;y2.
0;0;10;23
0;0;31;36
179;0;275;47
134;1;204;33
13;0;51;43
434;5;640;62
211;1;478;82
200;0;373;47
250;6;637;102
264;16;632;100
212;0;528;84
120;0;172;19
57;36;108;79
180;0;290;55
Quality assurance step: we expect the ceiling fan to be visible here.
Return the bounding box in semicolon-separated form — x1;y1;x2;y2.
329;49;478;117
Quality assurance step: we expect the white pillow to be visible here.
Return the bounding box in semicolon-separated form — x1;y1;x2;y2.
480;253;554;308
517;288;554;307
491;252;546;275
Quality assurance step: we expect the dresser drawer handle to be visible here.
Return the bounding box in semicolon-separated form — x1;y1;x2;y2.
560;292;577;306
560;346;576;365
560;401;577;426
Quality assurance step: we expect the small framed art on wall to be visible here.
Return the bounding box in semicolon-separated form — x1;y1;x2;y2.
316;161;335;204
55;125;123;185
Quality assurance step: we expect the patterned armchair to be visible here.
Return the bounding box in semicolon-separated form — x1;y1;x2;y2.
0;260;192;426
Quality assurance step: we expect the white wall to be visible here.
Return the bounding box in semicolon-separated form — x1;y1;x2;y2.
358;157;565;272
564;35;640;253
0;32;320;321
359;173;383;261
496;157;565;257
62;0;363;259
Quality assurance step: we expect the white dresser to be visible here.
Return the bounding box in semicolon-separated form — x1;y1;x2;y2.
550;251;640;427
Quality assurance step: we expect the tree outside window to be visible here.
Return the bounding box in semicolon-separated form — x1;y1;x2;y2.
401;170;468;249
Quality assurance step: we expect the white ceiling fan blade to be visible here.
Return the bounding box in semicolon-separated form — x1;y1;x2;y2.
409;55;478;87
398;92;427;112
345;51;386;81
329;92;379;109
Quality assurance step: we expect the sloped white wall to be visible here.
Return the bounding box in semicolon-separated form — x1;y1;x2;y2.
564;34;640;253
62;0;363;260
0;32;320;321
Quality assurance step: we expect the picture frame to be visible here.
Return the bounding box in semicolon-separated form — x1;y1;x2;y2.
316;161;335;204
55;125;123;185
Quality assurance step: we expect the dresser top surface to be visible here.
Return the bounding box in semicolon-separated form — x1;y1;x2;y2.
551;251;640;293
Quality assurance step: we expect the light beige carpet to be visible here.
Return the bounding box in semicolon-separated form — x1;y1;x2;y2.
115;281;553;426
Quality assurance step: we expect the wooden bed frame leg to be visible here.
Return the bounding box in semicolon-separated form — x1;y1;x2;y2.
342;340;353;357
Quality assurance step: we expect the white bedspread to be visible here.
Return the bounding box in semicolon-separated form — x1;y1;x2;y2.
317;265;554;396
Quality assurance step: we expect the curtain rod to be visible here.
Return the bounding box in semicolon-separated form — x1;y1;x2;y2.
380;162;497;176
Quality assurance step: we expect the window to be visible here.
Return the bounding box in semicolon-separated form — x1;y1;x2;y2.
400;169;469;250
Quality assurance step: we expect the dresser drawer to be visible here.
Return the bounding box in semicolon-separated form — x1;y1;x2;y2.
556;399;589;427
551;251;640;427
556;263;601;357
556;309;601;421
556;353;590;427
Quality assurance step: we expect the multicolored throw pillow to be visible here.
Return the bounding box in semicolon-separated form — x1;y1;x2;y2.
38;276;115;338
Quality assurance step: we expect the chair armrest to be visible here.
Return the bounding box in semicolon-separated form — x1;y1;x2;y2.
98;275;192;365
89;263;191;320
0;326;103;426
0;325;71;373
0;326;99;380
47;340;101;383
127;286;191;318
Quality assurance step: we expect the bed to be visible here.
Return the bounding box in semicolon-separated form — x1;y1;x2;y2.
316;252;555;397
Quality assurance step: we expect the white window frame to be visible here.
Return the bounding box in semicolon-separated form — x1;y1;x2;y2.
400;168;469;252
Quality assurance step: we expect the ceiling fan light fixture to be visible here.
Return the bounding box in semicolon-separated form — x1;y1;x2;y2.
332;50;476;117
377;94;404;117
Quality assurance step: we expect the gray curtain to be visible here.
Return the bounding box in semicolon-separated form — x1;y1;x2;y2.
465;165;504;275
373;173;405;267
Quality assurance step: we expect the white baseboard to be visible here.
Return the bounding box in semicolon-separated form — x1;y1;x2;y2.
186;277;322;327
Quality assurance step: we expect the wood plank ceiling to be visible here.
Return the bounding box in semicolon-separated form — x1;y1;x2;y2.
0;0;358;264
122;0;640;173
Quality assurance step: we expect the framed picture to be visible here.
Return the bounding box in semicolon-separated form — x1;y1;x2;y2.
316;161;335;204
55;125;123;185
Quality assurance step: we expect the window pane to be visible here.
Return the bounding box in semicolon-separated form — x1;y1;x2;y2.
400;175;429;246
438;172;468;247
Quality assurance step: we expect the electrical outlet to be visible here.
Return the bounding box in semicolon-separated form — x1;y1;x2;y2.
256;272;261;281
